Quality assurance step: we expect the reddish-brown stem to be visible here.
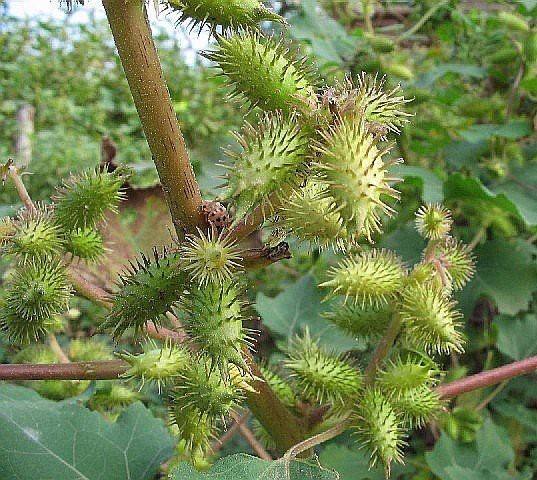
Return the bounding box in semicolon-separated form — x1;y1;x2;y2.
102;0;204;235
230;411;272;460
0;360;128;380
436;355;537;399
211;411;251;454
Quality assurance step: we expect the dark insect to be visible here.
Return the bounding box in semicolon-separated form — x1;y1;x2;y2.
201;200;231;229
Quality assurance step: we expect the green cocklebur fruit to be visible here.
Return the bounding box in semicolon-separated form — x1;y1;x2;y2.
102;248;186;339
323;302;392;341
278;179;349;250
223;112;310;219
64;227;105;261
1;260;71;344
391;385;442;428
2;206;63;263
352;387;406;475
181;281;248;370
180;229;242;286
169;403;216;455
415;203;452;240
118;341;190;390
335;74;411;133
400;284;465;355
439;239;475;290
165;0;283;32
258;363;296;408
53;166;128;231
320;249;405;307
377;355;437;398
284;330;362;408
203;31;318;112
314;115;402;241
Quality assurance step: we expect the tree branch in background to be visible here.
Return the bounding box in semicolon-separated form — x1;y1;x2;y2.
102;0;205;236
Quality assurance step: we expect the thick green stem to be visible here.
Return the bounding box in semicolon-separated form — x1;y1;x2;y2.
102;0;204;236
364;313;402;385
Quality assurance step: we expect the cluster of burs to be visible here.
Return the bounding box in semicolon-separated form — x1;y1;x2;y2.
0;0;476;475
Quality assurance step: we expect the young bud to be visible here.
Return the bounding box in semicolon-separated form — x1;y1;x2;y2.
181;282;248;371
352;388;406;476
2;206;63;263
13;345;89;400
400;284;465;355
415;204;452;240
180;229;242;286
284;330;362;408
203;31;318;112
64;227;105;262
314;116;401;241
1;260;71;344
53;166;128;230
101;248;186;339
165;0;284;32
224;112;309;219
169;404;216;455
323;302;392;340
118;341;190;390
320;249;405;308
89;383;140;412
69;338;112;361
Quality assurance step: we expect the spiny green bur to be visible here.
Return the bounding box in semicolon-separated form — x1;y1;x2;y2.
224;112;309;218
53;166;128;231
204;31;317;112
166;0;283;31
102;248;186;339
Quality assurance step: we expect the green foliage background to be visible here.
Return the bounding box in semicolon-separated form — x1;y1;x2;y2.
0;1;536;479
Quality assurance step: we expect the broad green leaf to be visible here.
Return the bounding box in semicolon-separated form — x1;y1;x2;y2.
289;0;356;66
255;274;363;353
319;445;383;480
391;165;444;203
170;453;338;480
444;173;525;225
416;64;487;87
380;223;426;265
458;239;537;316
495;314;537;361
458;120;532;143
0;384;174;480
493;401;537;443
426;420;521;480
491;163;537;227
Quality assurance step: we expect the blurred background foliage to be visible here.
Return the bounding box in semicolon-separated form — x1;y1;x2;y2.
0;1;536;479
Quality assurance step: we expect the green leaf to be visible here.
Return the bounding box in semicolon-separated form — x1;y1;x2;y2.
0;384;174;480
444;174;520;218
457;120;532;143
255;274;363;353
170;453;338;480
416;64;487;87
458;239;537;316
426;420;523;480
495;314;537;361
380;223;426;265
491;163;537;227
391;165;444;203
319;445;383;480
